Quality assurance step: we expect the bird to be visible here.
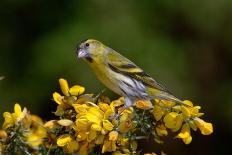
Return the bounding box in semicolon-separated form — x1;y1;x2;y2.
76;39;185;108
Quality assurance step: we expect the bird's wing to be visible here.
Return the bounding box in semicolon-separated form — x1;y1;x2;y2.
105;49;172;94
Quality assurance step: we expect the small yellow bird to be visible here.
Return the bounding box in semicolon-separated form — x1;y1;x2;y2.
76;39;184;108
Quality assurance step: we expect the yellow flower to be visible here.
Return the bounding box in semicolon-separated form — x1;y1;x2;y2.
183;100;193;107
156;124;168;136
2;103;27;129
163;112;183;131
118;112;136;133
57;134;79;153
159;100;175;107
2;112;14;129
194;118;213;135
26;115;47;148
152;105;165;121
59;78;85;96
135;100;153;110
65;140;79;154
95;134;105;144
69;85;85;96
44;120;59;129
176;123;192;144
57;134;72;147
27;130;46;148
0;130;7;138
102;131;119;153
182;100;204;117
111;97;124;107
74;104;115;145
73;103;89;114
181;106;191;117
53;92;63;105
109;131;118;141
103;120;114;131
59;78;70;96
102;140;117;153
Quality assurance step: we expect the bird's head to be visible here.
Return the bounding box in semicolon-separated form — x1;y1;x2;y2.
76;39;104;63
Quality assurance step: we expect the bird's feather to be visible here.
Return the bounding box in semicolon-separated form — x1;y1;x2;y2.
105;49;173;95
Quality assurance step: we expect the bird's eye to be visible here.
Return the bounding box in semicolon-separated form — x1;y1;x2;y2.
85;43;89;47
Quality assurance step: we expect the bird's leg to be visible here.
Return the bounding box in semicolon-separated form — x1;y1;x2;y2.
124;96;134;107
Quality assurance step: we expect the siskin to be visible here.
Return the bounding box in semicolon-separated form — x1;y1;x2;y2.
76;39;185;108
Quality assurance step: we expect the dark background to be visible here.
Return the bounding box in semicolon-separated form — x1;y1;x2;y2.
0;0;231;154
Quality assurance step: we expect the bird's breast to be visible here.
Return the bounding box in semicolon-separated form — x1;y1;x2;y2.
90;63;124;96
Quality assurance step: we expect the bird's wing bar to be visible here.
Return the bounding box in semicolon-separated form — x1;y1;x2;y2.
106;50;173;94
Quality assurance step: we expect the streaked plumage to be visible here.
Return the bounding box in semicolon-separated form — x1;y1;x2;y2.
76;39;184;107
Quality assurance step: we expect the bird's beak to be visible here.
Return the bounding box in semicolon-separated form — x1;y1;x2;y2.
77;47;89;58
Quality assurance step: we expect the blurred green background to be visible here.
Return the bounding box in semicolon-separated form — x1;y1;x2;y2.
0;0;231;154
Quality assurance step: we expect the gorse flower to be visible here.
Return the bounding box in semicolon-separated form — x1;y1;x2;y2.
0;78;213;154
2;103;27;129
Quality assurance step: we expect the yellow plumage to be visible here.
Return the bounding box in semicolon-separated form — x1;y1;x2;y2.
76;39;184;107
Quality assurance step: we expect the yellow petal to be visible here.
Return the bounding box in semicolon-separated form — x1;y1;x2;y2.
110;98;124;107
59;78;70;96
77;132;87;141
91;124;102;131
163;112;183;131
87;129;97;142
153;105;165;121
135;100;153;110
181;106;191;117
86;113;101;125
44;120;58;129
103;120;114;131
190;106;201;116
0;130;7;138
27;133;44;148
88;107;104;119
176;124;190;139
75;118;90;131
95;135;105;144
57;119;73;126
109;131;118;141
101;128;107;135
73;104;89;114
102;140;111;153
176;123;192;144
14;103;22;118
194;118;213;135
156;125;168;136
2;112;13;129
102;140;116;153
57;134;72;146
98;102;111;112
66;140;79;153
104;109;114;119
69;85;85;96
161;100;175;107
53;92;63;105
183;135;192;144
